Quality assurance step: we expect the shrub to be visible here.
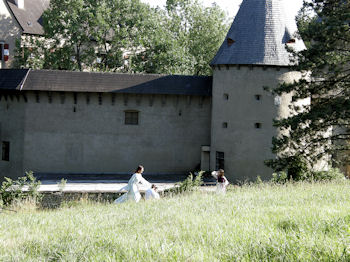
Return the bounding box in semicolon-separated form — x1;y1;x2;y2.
255;176;263;185
271;168;345;184
309;168;345;182
286;155;309;180
58;178;67;192
0;171;42;206
271;171;289;184
172;171;204;194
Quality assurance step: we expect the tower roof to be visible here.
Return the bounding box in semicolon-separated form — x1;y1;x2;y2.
211;0;305;66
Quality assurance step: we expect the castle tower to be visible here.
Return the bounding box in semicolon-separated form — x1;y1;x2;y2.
210;0;305;181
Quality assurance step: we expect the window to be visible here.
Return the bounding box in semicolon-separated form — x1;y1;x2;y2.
216;151;224;170
227;38;235;46
255;123;262;129
223;93;229;100
2;141;9;161
0;43;9;61
255;94;261;101
0;43;3;61
125;110;139;125
222;122;228;128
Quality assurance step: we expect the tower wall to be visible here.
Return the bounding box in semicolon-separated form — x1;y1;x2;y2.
210;65;303;181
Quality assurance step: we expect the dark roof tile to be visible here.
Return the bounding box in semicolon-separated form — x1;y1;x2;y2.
6;0;50;35
0;69;212;96
211;0;305;66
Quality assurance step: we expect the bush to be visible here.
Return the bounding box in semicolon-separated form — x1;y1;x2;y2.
172;171;204;194
286;155;309;180
271;168;345;184
0;171;42;206
271;171;289;184
309;168;345;182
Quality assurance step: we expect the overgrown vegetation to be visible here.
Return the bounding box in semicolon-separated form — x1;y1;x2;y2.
1;181;350;261
170;171;204;194
271;168;345;184
0;171;41;207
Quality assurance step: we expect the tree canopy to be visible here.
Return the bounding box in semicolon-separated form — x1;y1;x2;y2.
14;0;228;75
267;0;350;174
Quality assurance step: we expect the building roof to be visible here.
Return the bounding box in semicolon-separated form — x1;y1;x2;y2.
0;68;28;89
0;69;212;96
6;0;50;35
211;0;305;66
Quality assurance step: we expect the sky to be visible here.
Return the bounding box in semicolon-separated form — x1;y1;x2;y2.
141;0;304;19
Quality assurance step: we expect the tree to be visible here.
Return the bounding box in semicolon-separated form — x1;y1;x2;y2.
86;0;154;72
132;0;228;75
14;0;228;75
267;0;350;174
15;0;154;72
42;0;95;71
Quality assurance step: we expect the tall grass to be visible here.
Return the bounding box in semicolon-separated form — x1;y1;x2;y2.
1;181;350;261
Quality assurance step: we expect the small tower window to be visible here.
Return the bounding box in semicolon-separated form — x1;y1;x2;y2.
125;110;139;125
216;151;224;170
255;123;262;129
287;39;296;44
255;95;261;101
2;141;9;161
222;122;228;128
227;38;235;46
223;93;229;100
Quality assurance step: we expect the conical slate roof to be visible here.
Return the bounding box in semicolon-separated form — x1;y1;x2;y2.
211;0;305;66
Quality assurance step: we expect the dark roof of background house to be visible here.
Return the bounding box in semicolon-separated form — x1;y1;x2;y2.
6;0;50;35
0;69;212;96
0;68;28;89
211;0;305;66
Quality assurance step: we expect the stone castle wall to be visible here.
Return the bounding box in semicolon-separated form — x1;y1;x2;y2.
0;91;211;179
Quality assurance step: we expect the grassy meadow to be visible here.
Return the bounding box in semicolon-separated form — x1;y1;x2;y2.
1;181;350;261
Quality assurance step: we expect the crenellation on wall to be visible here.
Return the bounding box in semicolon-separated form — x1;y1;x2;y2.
186;96;191;106
123;94;128;106
86;93;90;105
161;95;166;107
111;93;115;105
47;92;52;104
59;92;65;104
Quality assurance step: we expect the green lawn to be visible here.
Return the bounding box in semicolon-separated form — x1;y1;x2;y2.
1;181;350;261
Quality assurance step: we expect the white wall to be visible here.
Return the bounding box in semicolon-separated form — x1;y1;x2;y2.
0;91;211;178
